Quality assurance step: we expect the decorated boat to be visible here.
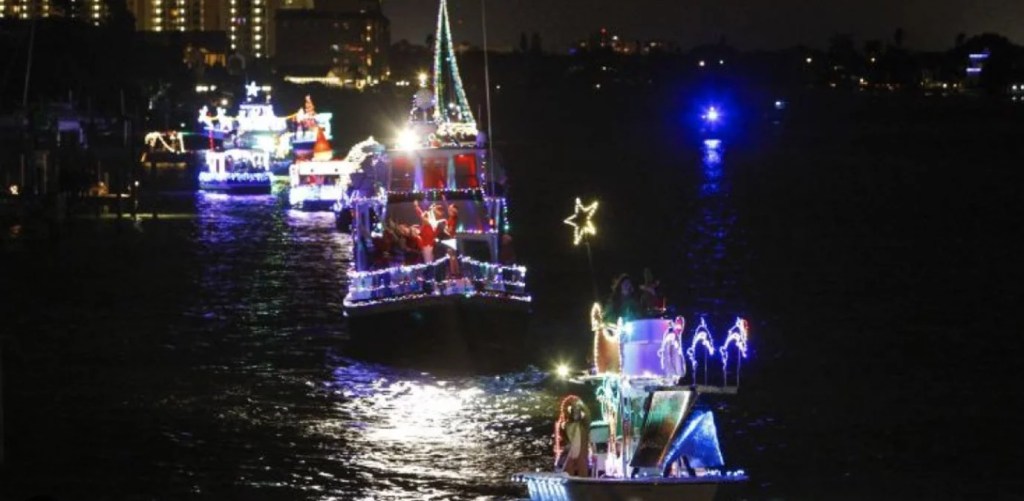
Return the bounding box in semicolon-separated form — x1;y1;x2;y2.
196;84;284;194
289;94;334;163
335;0;529;369
288;134;380;211
198;147;273;194
514;308;750;500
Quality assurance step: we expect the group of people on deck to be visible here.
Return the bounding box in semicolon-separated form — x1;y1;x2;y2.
601;268;665;324
602;268;688;381
370;198;459;269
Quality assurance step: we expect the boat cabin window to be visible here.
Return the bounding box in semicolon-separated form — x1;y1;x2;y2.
390;155;415;191
299;175;338;185
422;158;448;190
454;154;478;188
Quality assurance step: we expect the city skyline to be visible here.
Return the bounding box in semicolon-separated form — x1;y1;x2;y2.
383;0;1024;52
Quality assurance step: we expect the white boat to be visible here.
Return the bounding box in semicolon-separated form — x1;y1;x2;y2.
334;0;529;370
514;312;751;500
195;87;283;194
288;130;382;210
199;148;272;194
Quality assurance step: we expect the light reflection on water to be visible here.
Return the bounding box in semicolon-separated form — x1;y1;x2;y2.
684;139;746;315
176;195;555;499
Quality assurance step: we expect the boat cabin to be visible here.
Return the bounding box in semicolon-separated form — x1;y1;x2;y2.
343;145;526;311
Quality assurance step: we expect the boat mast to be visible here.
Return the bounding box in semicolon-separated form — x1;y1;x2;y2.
481;0;495;196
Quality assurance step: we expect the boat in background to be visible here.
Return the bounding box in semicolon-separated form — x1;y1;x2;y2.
514;312;750;500
139;131;203;191
199;147;273;194
335;0;529;370
288;132;380;210
289;95;334;163
196;86;284;194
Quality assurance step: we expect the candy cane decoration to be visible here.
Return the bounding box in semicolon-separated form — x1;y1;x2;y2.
687;317;715;385
719;317;749;386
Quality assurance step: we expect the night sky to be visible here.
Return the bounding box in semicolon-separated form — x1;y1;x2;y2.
383;0;1024;52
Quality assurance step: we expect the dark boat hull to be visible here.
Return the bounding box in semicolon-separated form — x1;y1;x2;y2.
292;199;336;211
344;296;531;373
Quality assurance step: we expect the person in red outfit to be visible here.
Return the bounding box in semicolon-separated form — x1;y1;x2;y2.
414;200;439;262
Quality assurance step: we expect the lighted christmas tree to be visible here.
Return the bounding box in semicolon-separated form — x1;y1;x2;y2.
432;0;475;126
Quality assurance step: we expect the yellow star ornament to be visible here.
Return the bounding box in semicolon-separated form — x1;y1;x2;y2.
563;197;599;246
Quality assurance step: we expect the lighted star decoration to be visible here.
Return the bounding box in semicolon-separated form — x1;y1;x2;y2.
245;81;259;100
563;197;598;246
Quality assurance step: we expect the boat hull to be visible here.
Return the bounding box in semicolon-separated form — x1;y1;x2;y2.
514;472;746;501
291;199;337;211
344;296;531;373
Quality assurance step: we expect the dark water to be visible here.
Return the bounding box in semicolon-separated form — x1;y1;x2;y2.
3;91;1024;499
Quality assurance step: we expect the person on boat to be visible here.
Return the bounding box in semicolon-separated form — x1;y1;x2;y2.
414;200;439;262
399;224;423;265
639;267;664;316
659;316;686;380
560;401;592;477
438;196;460;276
603;274;641;324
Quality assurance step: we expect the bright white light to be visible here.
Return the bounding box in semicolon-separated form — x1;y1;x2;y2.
256;136;275;151
704;107;720;122
805;57;813;64
555;364;570;379
698;60;706;67
417;72;428;88
703;139;722;149
396;128;419;150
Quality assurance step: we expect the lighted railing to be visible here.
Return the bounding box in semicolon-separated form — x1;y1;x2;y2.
289;184;345;206
344;255;529;307
199;172;272;184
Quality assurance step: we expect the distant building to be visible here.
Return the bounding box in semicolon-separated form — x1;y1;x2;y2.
275;1;389;88
125;0;217;32
0;0;108;26
126;0;278;60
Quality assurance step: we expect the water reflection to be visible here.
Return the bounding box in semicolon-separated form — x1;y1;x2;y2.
159;196;555;499
318;360;553;499
684;139;745;315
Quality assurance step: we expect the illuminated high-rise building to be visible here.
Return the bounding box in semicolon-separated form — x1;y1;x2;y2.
124;0;280;60
227;0;271;59
0;0;109;25
0;0;54;20
275;0;389;86
126;0;213;32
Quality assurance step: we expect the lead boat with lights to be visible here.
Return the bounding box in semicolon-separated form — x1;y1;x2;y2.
514;308;750;500
336;0;529;370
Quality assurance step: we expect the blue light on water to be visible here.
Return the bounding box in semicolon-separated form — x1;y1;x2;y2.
703;139;722;150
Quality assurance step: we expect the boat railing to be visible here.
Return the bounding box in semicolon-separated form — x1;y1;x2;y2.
345;255;529;306
198;171;271;183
